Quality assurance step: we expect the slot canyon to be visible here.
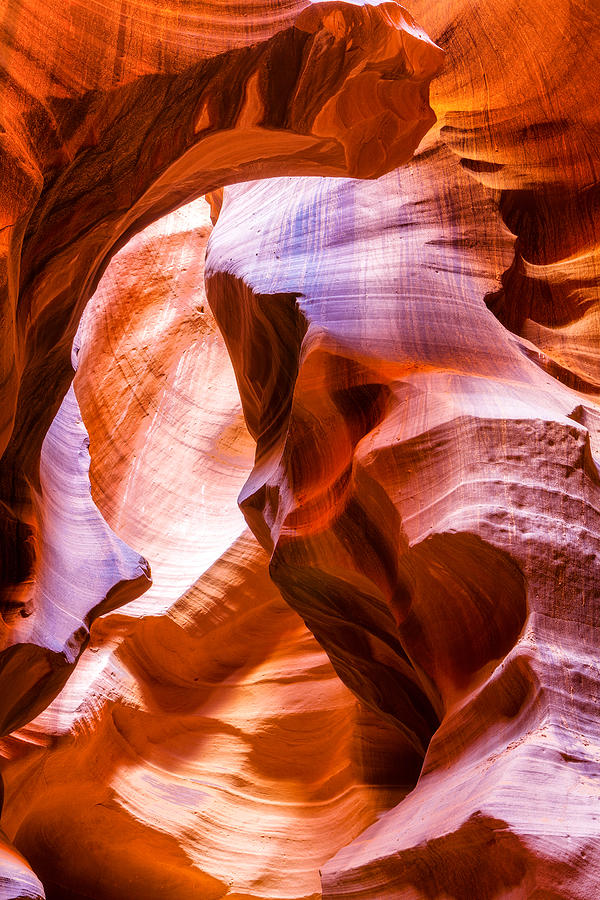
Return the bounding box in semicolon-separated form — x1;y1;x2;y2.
0;0;599;897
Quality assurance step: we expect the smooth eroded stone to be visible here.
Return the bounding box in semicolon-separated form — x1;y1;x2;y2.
0;0;442;735
0;0;442;624
206;134;600;897
0;196;408;898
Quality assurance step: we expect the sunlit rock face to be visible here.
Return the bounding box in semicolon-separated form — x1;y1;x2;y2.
0;829;43;900
205;20;600;886
1;0;599;898
0;0;441;741
0;378;150;738
407;0;600;400
0;0;442;594
1;536;407;900
0;198;408;900
74;199;254;615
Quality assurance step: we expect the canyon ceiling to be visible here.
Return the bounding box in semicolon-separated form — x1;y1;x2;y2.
0;0;599;898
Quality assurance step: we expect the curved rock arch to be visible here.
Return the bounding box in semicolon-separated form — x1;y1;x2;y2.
1;0;600;897
0;0;443;733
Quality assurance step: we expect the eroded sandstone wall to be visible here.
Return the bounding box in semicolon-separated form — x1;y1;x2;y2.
0;196;409;900
0;0;599;898
0;0;442;744
203;9;600;883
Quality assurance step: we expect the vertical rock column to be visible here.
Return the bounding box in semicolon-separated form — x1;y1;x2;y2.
206;144;600;898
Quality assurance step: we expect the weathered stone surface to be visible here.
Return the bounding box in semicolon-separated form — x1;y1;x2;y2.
0;377;150;738
2;532;411;900
1;0;599;897
205;132;600;897
0;828;43;900
0;201;407;898
0;0;441;738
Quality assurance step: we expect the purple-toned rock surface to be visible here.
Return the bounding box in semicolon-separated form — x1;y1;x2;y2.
1;0;599;897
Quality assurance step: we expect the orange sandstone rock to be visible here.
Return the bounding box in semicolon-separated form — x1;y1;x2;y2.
0;200;407;898
0;0;441;735
205;135;600;897
1;533;408;900
0;828;43;900
1;0;599;898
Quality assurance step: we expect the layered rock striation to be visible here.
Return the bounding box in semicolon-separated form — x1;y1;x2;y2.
202;5;600;893
1;0;600;897
205;144;600;898
0;200;407;899
0;0;442;736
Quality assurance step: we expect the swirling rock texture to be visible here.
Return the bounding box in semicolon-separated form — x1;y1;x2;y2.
203;0;600;893
1;0;600;899
0;196;409;899
1;532;407;900
0;0;442;740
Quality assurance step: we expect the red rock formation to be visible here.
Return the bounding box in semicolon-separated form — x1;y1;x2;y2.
407;0;600;397
73;198;255;613
1;532;412;900
205;133;600;896
0;201;408;899
0;0;442;735
1;0;599;897
0;378;150;738
199;5;600;894
0;829;43;900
